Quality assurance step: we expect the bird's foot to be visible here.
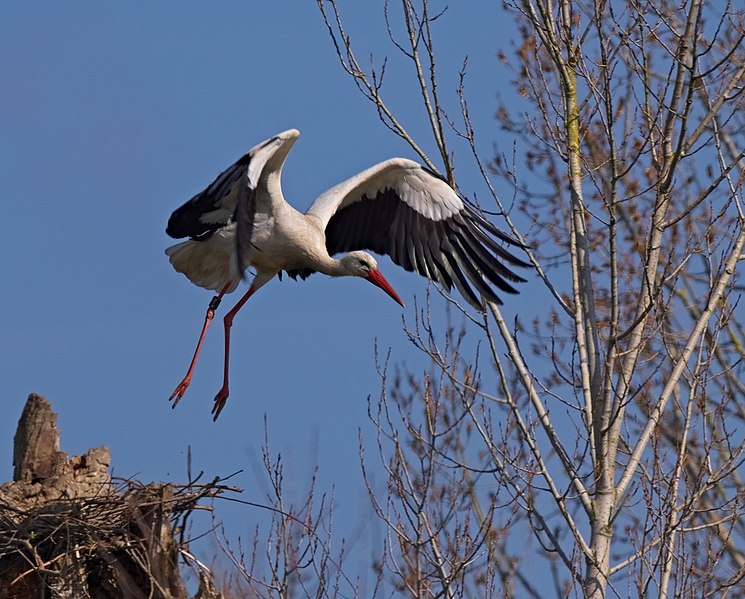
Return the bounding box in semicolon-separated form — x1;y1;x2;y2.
212;385;230;421
169;377;192;408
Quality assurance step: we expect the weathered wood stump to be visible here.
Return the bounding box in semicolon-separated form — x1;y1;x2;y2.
0;394;224;599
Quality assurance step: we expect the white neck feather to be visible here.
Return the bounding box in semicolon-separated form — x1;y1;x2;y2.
314;255;349;277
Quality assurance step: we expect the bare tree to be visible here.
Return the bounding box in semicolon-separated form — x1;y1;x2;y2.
213;420;357;599
318;0;745;597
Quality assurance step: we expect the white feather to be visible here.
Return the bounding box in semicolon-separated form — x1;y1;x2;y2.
165;225;240;292
307;158;463;226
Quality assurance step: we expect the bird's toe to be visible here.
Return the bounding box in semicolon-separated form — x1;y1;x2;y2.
169;379;191;408
212;387;230;421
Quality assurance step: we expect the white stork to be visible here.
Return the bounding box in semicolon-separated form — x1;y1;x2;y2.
166;129;527;419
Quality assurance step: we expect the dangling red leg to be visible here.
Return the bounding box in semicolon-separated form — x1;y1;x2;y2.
212;284;259;421
169;282;232;408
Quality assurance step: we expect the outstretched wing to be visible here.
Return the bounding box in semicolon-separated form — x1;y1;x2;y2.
166;153;252;241
306;158;528;309
166;132;293;241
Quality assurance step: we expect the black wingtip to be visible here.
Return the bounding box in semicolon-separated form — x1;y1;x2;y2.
165;214;184;239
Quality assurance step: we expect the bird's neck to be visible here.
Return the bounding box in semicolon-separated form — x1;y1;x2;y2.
314;255;349;278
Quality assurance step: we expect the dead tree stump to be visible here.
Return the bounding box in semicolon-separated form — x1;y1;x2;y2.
0;394;224;599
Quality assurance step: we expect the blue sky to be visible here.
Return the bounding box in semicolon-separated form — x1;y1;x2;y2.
1;0;533;587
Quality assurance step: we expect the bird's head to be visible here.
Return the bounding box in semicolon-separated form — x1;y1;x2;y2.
342;251;405;307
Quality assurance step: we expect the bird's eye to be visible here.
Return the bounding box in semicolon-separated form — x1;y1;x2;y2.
358;259;368;268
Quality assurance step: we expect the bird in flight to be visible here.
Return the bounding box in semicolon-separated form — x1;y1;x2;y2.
166;129;527;419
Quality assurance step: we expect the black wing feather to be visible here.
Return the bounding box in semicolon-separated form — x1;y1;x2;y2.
286;268;315;281
234;181;258;277
166;153;252;240
449;223;523;292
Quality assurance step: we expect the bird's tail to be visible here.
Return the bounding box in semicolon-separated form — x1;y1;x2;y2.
165;233;240;293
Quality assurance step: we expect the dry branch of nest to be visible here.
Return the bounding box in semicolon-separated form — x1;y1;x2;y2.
0;394;240;599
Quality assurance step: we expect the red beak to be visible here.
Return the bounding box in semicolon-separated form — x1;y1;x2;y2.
366;269;405;307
